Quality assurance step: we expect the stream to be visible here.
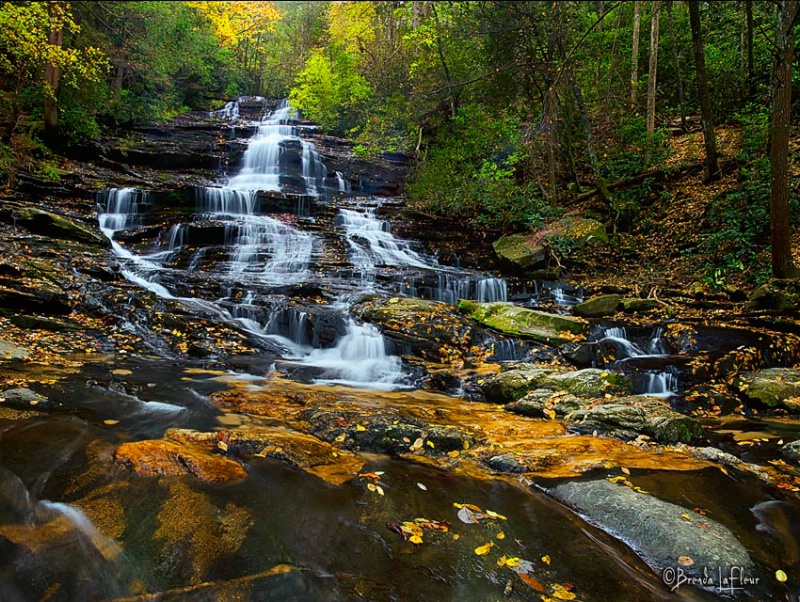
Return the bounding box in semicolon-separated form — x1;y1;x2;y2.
1;99;800;601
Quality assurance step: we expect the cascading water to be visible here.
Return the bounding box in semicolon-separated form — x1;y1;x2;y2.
600;326;679;396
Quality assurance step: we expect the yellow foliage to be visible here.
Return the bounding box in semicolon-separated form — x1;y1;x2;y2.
189;1;280;49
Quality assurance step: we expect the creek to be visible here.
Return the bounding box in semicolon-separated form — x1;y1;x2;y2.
1;99;799;601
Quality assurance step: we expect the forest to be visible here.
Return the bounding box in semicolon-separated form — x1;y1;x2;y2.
2;2;800;602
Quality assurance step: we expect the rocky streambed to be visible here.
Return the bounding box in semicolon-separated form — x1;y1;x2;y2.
1;99;800;601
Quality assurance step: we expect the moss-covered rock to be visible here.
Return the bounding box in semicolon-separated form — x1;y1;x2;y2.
505;389;583;417
744;281;799;312
12;207;107;246
736;368;800;411
458;300;585;346
620;298;658;313
493;217;608;270
573;294;620;318
482;365;631;403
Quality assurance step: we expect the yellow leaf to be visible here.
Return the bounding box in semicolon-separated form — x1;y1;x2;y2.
474;542;494;556
367;483;376;492
541;554;551;565
505;556;522;567
681;513;692;521
776;569;788;582
621;467;631;475
485;510;507;520
497;555;508;567
448;450;460;458
334;433;346;442
546;409;556;420
496;532;506;540
356;424;367;431
426;440;435;448
409;535;423;544
551;584;577;600
607;476;626;484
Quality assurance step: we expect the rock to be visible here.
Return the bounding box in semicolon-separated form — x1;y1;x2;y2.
736;368;800;411
492;234;546;269
0;339;30;360
114;439;247;483
482;366;631;403
0;283;71;314
493;217;608;271
483;450;563;473
167;426;365;485
12;207;106;246
573;294;620;318
567;396;704;444
781;440;800;464
483;454;530;473
458;300;585;346
505;389;583;418
0;388;56;411
353;297;476;362
744;282;798;312
550;479;753;589
620;298;658;313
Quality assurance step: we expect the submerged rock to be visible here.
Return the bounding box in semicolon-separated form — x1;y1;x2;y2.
458;300;585;346
114;439;247;483
550;479;753;591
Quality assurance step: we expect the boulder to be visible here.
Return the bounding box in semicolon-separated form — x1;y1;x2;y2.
482;365;631;403
780;439;800;464
736;368;800;411
353;297;476;363
0;388;56;411
744;281;798;312
550;479;753;590
620;298;658;313
493;217;608;270
12;207;106;246
506;389;583;418
458;300;585;346
114;439;247;483
567;396;705;444
573;294;621;318
0;339;30;360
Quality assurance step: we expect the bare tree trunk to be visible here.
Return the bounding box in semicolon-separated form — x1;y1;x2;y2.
688;1;720;181
667;1;686;132
630;1;642;107
44;2;65;143
644;1;661;168
770;0;799;278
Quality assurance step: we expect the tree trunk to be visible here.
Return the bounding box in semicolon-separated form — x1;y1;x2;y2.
746;0;755;99
688;1;720;181
770;0;799;278
667;1;686;132
630;1;642;107
644;1;661;168
44;3;65;143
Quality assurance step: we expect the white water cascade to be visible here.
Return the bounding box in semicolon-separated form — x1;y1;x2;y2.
601;326;678;396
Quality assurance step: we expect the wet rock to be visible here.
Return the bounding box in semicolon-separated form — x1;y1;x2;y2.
493;217;608;271
567;396;705;444
114;439;247;483
744;281;798;312
483;450;564;473
483;453;530;473
12;207;106;246
736;367;800;411
458;300;585;346
300;405;473;455
559;342;598;367
0;339;29;360
0;387;56;411
167;426;364;485
780;440;800;464
550;479;753;589
0;283;71;314
573;294;620;318
506;389;583;418
481;365;631;403
353;297;476;363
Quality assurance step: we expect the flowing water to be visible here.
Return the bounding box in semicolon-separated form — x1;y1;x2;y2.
3;100;800;601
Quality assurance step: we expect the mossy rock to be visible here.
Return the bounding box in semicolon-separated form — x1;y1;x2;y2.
573;294;621;318
13;207;107;246
744;282;799;312
620;298;658;313
493;217;608;271
482;366;631;403
458;300;585;346
736;368;800;410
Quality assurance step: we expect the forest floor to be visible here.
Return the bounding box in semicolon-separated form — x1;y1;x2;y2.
568;124;800;298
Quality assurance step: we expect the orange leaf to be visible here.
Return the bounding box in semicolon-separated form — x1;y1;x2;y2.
516;572;545;592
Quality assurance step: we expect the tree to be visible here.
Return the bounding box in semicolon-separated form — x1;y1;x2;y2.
769;0;799;278
644;1;661;168
630;0;641;107
688;1;719;181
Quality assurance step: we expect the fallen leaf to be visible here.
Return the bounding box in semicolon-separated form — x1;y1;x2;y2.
356;424;367;432
776;569;788;582
409;535;423;545
621;467;631;475
485;509;507;520
417;482;428;491
541;554;551;565
496;532;506;540
516;572;544;592
677;555;694;567
681;513;692;521
474;542;494;556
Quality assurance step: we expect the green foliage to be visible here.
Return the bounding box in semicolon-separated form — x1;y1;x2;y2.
407;103;551;230
735;103;770;160
602;115;670;180
690;159;773;288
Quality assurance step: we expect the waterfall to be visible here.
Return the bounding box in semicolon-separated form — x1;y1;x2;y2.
98;188;148;233
601;326;678;396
